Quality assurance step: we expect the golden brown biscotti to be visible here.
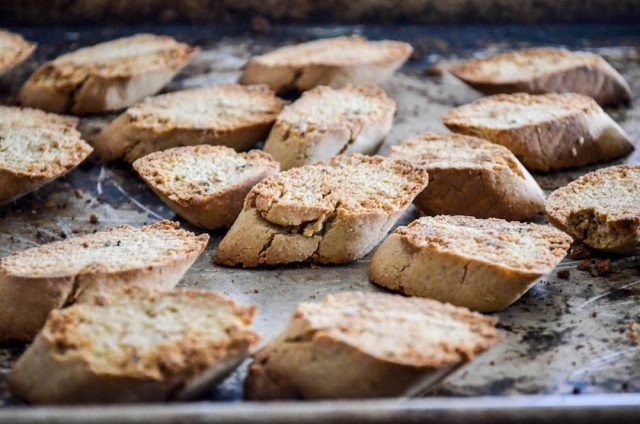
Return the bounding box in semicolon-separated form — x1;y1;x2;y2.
214;154;429;267
245;291;500;400
450;47;631;106
9;288;258;404
133;146;280;230
93;84;284;162
19;34;197;115
0;29;36;74
0;106;93;203
390;133;545;220
443;93;633;172
0;221;208;342
369;215;572;312
263;85;395;170
241;36;413;94
546;165;640;254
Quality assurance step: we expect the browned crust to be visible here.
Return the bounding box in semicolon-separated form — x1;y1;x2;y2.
0;29;36;74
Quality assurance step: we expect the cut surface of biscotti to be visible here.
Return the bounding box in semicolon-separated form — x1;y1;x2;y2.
241;35;413;94
546;165;640;254
215;153;429;267
390;132;545;220
93;84;284;162
133;146;280;229
0;106;93;203
19;34;196;115
0;220;209;342
450;47;631;106
245;291;500;400
443;93;633;172
370;215;572;312
9;288;258;404
0;29;36;74
263;85;395;170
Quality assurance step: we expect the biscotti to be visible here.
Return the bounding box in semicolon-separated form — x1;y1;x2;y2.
133;146;279;230
9;288;258;404
546;165;640;254
390;132;545;220
93;84;284;162
19;34;196;115
215;154;429;267
241;36;413;94
450;47;631;106
245;291;500;399
263;85;395;170
443;93;633;172
0;221;208;342
0;29;36;74
0;106;93;203
370;215;572;312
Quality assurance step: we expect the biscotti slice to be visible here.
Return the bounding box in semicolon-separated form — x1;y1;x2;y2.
450;47;631;106
245;291;500;399
390;133;545;220
370;215;572;312
9;288;258;404
0;221;208;342
93;84;284;162
0;106;93;203
263;85;395;170
241;35;413;94
546;165;640;254
0;29;36;74
133;146;279;230
443;93;633;172
19;34;196;115
215;154;429;267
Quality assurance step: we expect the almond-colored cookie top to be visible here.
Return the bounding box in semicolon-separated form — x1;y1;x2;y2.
390;132;525;177
0;30;35;72
133;145;279;204
546;165;640;223
249;154;429;227
0;106;92;177
275;85;395;134
290;291;500;368
251;36;412;67
397;215;572;274
41;288;258;379
0;221;208;278
125;84;284;132
450;47;603;84
443;93;601;130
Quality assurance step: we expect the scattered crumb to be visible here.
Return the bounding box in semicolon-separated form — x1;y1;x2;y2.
592;259;612;277
45;201;56;209
253;289;259;294
310;263;320;270
577;260;591;271
72;228;80;234
572;386;581;394
489;360;495;366
568;244;592;259
557;269;570;279
89;214;98;224
591;311;598;318
73;189;83;198
59;231;67;239
629;322;638;344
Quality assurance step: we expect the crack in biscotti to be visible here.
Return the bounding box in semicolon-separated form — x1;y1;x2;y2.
61;274;83;307
459;262;470;285
337;126;360;156
66;73;91;113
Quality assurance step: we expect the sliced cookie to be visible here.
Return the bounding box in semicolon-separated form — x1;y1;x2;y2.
0;29;36;74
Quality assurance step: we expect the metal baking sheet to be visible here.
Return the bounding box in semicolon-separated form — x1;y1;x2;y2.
0;24;639;422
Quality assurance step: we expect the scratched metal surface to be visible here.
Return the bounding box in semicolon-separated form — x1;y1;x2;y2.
0;24;639;421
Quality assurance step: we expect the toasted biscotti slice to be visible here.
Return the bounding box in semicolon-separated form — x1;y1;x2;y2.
390;133;545;220
0;29;36;75
0;106;93;203
93;84;284;162
215;154;428;267
133;146;279;230
370;216;572;312
546;165;640;254
245;291;500;400
19;34;196;115
0;221;208;342
450;47;631;106
241;36;413;94
263;85;395;170
9;287;258;404
443;93;633;172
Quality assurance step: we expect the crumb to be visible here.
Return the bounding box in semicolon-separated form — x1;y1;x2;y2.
577;260;592;271
557;269;570;279
310;263;320;270
59;231;66;239
72;228;80;234
568;244;592;259
591;311;598;318
253;289;259;294
572;386;581;394
629;322;638;344
592;259;611;277
82;242;89;248
489;360;495;366
622;382;630;391
73;189;83;198
89;214;98;224
45;201;56;209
